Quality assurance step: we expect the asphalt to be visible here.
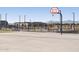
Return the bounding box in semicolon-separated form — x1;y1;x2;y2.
0;32;79;52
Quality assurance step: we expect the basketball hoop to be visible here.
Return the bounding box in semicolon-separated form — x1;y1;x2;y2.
50;7;60;14
50;7;63;35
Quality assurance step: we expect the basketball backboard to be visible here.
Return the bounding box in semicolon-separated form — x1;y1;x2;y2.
50;7;60;14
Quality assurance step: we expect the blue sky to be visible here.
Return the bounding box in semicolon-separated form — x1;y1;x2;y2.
0;7;79;23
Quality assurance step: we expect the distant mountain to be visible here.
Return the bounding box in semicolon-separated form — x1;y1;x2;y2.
48;20;79;24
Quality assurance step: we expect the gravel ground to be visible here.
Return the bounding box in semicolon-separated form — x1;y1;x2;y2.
0;32;79;52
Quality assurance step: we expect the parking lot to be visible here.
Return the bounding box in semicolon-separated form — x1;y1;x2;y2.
0;32;79;52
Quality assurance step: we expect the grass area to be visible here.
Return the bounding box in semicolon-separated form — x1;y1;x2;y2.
0;28;13;33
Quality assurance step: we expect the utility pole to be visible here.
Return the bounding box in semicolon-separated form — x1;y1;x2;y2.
5;13;7;30
19;15;21;31
24;15;26;22
0;14;1;20
73;12;75;31
5;13;7;21
24;15;26;30
0;14;1;29
30;18;31;29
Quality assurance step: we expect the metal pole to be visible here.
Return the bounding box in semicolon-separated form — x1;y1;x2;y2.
24;15;26;22
73;12;75;31
5;13;7;30
30;19;31;31
5;13;7;21
0;14;1;29
0;14;1;20
60;11;63;35
24;15;26;30
19;15;21;31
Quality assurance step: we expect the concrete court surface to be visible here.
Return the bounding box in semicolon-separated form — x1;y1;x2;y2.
0;32;79;52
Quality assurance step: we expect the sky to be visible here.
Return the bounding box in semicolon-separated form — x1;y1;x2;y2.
0;7;79;23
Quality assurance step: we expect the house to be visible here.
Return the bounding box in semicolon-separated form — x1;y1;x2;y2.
14;22;48;31
0;20;8;28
